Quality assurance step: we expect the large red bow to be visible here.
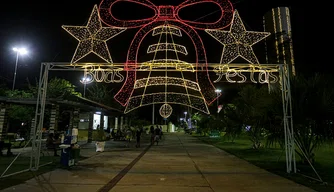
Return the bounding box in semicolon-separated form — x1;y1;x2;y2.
99;0;234;30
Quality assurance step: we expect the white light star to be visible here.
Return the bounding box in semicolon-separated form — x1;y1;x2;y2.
62;5;126;63
205;10;270;64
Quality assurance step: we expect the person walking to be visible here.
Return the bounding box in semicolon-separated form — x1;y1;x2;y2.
135;127;142;148
150;125;155;145
154;126;161;145
125;128;132;147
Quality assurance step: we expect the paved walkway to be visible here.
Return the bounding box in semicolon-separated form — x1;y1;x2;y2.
1;133;313;192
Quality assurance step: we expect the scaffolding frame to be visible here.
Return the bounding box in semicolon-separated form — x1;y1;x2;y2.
279;64;296;173
1;62;296;177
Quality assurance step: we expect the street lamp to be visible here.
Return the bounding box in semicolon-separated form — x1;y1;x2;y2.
81;77;90;97
12;47;28;90
215;89;222;115
184;111;187;120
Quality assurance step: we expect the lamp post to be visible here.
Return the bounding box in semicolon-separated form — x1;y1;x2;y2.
215;89;222;116
12;47;28;91
81;77;90;97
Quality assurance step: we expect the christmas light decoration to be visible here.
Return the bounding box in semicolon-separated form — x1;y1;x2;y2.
125;92;209;114
99;0;234;106
205;10;270;64
81;65;124;84
147;43;188;55
212;64;279;83
153;26;182;37
134;77;200;91
140;59;195;71
124;23;210;114
62;5;126;63
99;0;234;29
159;104;173;118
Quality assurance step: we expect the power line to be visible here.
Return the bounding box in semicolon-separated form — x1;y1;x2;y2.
192;0;247;22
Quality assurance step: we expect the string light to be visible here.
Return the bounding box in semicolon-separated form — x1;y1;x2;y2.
113;20;224;106
114;22;210;115
99;0;233;30
81;65;124;84
159;104;173;118
99;1;234;106
147;43;188;55
153;26;182;37
140;59;195;71
125;92;209;114
62;5;126;63
213;64;279;83
134;77;200;91
205;10;270;64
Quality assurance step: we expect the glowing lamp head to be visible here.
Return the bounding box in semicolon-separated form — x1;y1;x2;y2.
13;47;28;55
82;77;90;82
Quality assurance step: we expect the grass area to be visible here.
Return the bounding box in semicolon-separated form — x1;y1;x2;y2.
194;134;334;192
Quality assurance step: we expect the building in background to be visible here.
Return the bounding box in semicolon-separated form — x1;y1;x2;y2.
263;7;295;75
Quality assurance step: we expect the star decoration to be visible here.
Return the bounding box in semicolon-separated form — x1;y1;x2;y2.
62;5;126;63
205;10;270;64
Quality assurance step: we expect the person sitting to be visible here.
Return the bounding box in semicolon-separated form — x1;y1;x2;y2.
46;133;60;156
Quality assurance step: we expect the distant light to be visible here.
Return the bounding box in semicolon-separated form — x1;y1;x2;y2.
184;111;187;115
13;47;28;55
96;111;101;114
215;89;222;93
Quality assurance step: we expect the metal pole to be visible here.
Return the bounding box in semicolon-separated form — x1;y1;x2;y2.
12;52;19;91
217;92;219;117
152;103;155;125
83;82;86;97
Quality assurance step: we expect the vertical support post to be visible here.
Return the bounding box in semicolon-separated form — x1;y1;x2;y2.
30;119;35;140
152;103;155;125
115;117;118;130
100;112;104;130
72;109;80;130
87;112;94;143
124;116;128;128
120;116;123;130
279;64;296;173
49;104;59;134
0;103;9;140
30;63;49;171
111;116;115;130
68;111;73;130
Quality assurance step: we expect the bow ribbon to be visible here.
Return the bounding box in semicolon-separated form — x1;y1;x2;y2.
99;0;234;30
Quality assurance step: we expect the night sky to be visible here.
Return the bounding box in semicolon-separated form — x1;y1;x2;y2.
0;0;304;82
0;0;305;121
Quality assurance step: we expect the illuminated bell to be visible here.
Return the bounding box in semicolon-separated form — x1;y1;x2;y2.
124;24;209;114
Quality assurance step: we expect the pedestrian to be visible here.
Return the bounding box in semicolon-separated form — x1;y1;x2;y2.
154;126;161;145
150;125;155;145
135;127;142;148
159;125;163;140
125;128;132;147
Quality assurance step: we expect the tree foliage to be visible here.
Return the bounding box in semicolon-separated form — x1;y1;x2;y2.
46;78;81;99
289;74;334;163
